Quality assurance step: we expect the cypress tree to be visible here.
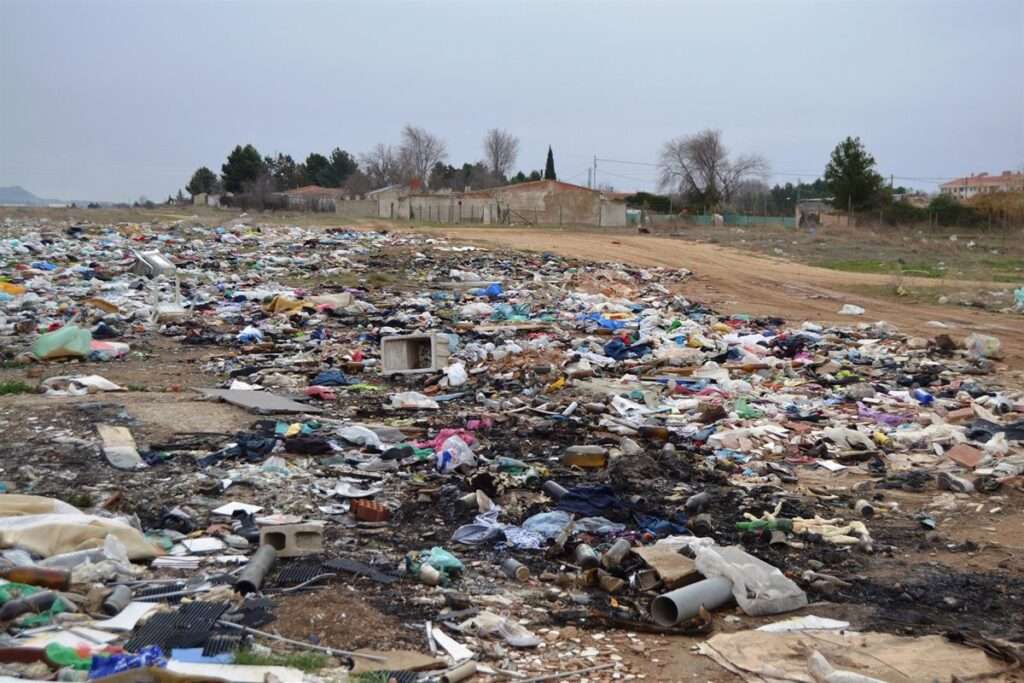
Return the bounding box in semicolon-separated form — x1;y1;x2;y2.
544;146;556;181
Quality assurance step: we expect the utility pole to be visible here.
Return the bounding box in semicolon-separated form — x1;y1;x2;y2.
593;155;597;191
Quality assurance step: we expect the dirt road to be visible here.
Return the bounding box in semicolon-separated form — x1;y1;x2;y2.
427;227;1024;368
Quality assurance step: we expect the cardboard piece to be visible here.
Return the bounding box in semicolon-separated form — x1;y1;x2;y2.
97;424;145;470
698;629;1002;683
166;662;302;683
633;545;698;588
348;649;447;675
198;388;321;414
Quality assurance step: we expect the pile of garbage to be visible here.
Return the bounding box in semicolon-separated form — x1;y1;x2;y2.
0;214;1022;683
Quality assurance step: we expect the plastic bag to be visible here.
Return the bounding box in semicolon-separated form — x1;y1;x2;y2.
436;434;476;472
837;304;864;316
694;544;807;616
237;326;264;343
32;325;92;360
460;302;494;319
444;362;468;387
965;333;1001;359
389;391;439;410
338;425;384;450
89;645;166;679
426;547;464;574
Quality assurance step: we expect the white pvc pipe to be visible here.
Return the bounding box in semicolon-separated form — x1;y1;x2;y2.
650;576;733;626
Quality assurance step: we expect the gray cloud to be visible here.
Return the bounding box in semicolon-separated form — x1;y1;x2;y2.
2;0;1021;201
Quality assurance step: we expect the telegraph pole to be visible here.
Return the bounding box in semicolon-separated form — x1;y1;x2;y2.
593;156;597;190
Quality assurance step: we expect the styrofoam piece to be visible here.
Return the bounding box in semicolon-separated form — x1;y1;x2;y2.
92;601;160;631
212;502;263;516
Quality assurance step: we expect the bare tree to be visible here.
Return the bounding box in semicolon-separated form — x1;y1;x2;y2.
657;129;768;209
359;144;404;188
482;128;519;179
732;178;771;213
398;125;448;183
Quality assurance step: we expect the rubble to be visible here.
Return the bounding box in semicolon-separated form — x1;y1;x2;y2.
0;214;1022;681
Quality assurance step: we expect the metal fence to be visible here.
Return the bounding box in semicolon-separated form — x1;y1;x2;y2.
687;214;796;228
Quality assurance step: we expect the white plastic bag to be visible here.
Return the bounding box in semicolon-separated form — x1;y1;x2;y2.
338;425;384;450
388;391;439;410
694;544;807;616
444;362;468;388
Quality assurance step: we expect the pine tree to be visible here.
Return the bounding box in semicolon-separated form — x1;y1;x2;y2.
544;146;556;181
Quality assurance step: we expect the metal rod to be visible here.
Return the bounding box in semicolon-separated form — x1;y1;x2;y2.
514;662;615;682
215;620;386;662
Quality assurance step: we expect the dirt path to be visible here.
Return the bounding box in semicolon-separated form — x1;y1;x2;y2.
425;228;1024;369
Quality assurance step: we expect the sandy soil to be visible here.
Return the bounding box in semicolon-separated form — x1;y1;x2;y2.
425;228;1024;371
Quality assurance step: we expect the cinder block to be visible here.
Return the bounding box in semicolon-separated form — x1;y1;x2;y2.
258;522;324;558
381;333;450;375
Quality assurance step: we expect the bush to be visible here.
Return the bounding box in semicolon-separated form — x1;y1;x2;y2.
929;194;984;227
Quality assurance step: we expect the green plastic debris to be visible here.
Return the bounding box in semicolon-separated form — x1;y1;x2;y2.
31;325;92;360
45;643;92;670
734;398;762;419
426;547;464;574
0;582;68;628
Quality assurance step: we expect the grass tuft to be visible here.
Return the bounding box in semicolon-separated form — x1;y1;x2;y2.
232;650;329;672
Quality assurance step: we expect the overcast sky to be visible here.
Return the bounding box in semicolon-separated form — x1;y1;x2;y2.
2;0;1022;202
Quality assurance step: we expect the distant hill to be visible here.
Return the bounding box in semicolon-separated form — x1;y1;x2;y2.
0;186;63;206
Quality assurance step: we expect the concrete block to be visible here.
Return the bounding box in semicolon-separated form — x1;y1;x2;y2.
381;333;450;375
258;522;324;557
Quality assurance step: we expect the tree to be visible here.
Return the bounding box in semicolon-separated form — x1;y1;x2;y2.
657;129;768;210
304;153;332;187
221;145;265;193
398;125;448;183
176;189;185;203
360;143;404;188
823;136;884;211
343;169;371;196
732;179;771;213
326;148;358;188
528;170;542;181
544;146;556;180
186;166;218;196
264;153;304;191
483;129;519;179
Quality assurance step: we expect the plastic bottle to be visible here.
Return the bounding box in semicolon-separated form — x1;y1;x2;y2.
912;388;934;406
